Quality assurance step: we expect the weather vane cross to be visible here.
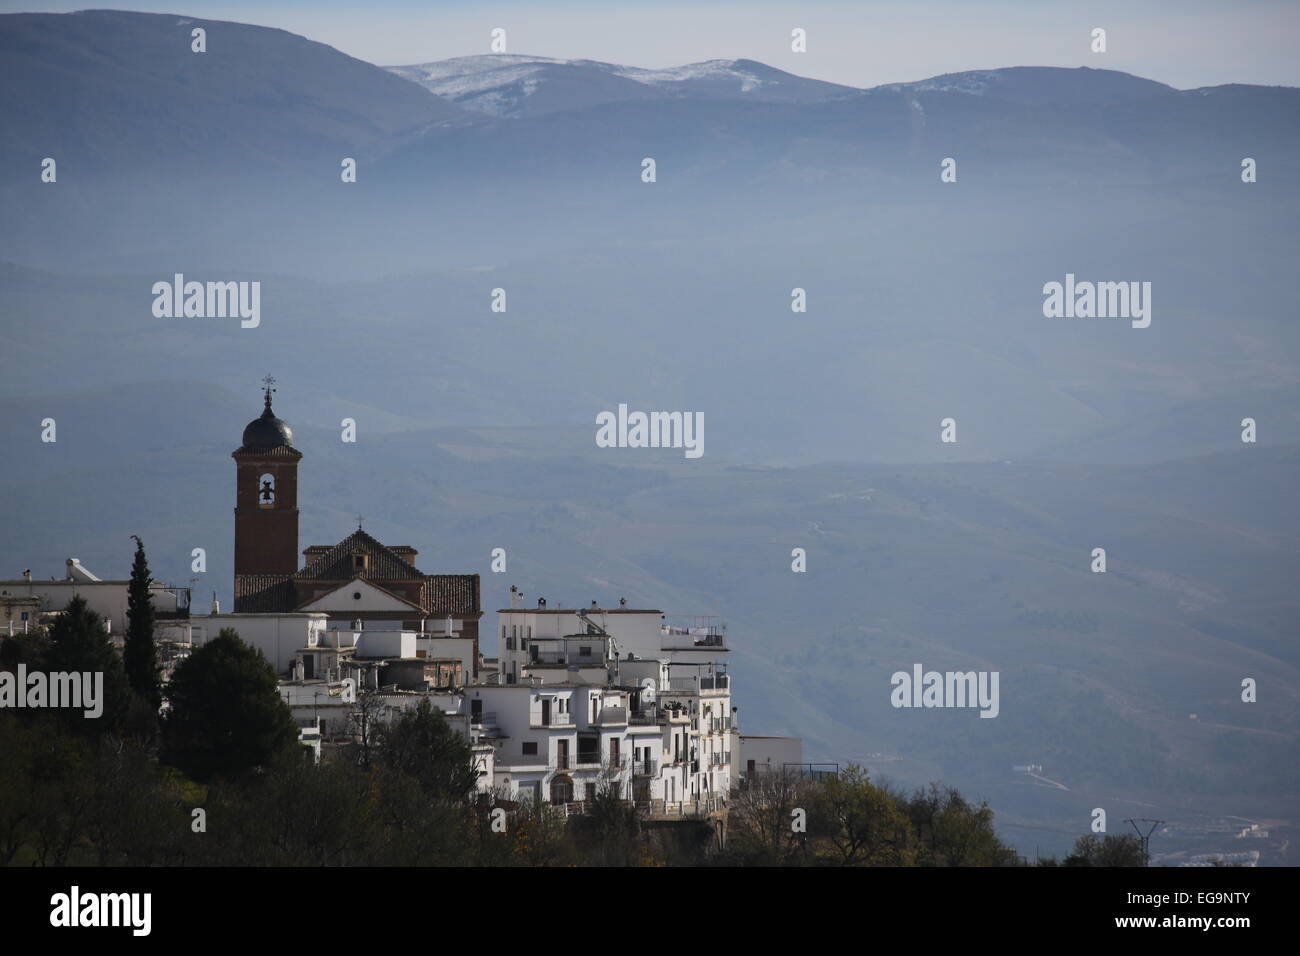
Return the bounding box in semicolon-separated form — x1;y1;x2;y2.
356;514;364;530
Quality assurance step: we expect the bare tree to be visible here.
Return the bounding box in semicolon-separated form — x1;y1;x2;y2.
728;767;807;864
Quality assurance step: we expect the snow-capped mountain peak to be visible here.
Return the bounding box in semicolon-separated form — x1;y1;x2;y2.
386;54;857;117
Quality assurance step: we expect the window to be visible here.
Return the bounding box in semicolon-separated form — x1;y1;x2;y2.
258;473;276;505
579;645;591;658
352;553;368;570
506;636;515;650
522;742;538;755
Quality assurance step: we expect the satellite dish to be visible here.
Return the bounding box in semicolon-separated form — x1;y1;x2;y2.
640;677;657;703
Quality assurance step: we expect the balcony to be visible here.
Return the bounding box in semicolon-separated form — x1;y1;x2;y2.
525;642;607;668
482;673;542;687
532;713;573;728
596;705;627;726
495;754;548;768
470;711;498;727
642;796;726;818
633;758;657;777
527;652;570;667
628;707;658;725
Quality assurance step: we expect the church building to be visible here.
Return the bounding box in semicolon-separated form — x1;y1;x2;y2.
230;382;482;672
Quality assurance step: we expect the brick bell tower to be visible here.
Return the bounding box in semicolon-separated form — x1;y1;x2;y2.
232;377;302;600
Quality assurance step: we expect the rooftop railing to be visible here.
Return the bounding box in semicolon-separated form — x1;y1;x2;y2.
660;615;728;648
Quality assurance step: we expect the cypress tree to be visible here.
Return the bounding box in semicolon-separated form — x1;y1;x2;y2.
124;535;161;711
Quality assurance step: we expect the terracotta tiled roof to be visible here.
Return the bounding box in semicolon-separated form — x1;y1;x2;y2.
296;529;423;581
422;575;481;617
235;530;481;617
233;574;295;612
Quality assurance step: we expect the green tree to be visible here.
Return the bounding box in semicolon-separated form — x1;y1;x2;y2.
161;628;299;781
81;737;187;865
222;751;376;865
44;595;130;735
373;698;478;804
0;716;39;864
362;697;481;865
1063;833;1146;867
124;535;161;712
904;782;1019;866
808;764;914;865
23;723;94;865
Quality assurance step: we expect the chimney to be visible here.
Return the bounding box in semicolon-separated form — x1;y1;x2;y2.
211;591;220;615
22;569;31;582
509;585;521;609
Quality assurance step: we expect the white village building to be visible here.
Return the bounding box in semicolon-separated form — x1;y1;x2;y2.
0;558;190;643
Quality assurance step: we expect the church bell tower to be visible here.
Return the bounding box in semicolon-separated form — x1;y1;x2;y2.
232;377;302;592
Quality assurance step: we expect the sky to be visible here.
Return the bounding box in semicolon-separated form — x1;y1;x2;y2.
2;0;1298;90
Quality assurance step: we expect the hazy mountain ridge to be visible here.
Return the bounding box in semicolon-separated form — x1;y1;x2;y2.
4;11;1298;278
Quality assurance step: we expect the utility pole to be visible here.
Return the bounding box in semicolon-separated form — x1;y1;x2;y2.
1125;818;1164;867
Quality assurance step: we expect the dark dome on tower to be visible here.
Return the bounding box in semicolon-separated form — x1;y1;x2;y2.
239;386;295;451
